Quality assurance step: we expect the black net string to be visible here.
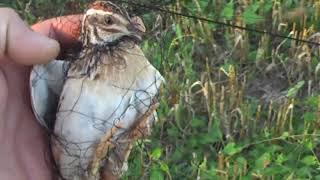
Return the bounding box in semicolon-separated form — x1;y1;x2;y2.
31;34;163;179
27;0;320;179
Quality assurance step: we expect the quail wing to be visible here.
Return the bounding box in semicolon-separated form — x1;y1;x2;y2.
30;60;69;130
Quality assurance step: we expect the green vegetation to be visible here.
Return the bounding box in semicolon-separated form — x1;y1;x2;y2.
2;0;320;179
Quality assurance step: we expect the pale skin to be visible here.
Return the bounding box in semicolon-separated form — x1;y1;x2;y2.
0;8;118;180
0;8;82;180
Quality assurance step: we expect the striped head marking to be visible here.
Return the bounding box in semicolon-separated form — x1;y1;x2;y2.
82;1;146;46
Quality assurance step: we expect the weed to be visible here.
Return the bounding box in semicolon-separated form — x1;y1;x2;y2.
3;0;320;178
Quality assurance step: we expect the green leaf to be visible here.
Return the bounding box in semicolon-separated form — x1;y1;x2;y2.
275;153;287;165
223;142;243;156
167;128;179;137
305;96;319;107
236;157;247;169
199;129;222;145
286;80;305;98
255;153;271;169
280;132;290;139
297;166;313;177
303;112;317;122
160;162;170;173
243;10;264;25
305;140;314;150
171;149;183;161
220;0;234;20
263;165;290;175
191;118;206;128
250;3;261;12
204;167;218;178
301;155;317;166
150;167;164;180
263;1;273;12
220;63;233;76
151;148;162;160
211;121;223;140
175;24;183;42
243;3;264;24
285;0;294;7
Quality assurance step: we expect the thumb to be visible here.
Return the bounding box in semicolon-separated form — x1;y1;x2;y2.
0;8;60;65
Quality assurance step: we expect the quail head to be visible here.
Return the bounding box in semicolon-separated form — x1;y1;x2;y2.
30;1;164;180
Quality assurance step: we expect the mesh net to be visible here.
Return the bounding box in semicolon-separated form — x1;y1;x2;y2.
23;0;320;179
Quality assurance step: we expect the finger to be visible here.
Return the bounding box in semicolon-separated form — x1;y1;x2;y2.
32;15;83;49
0;8;60;65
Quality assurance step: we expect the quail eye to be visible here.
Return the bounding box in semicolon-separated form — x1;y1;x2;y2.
105;16;113;25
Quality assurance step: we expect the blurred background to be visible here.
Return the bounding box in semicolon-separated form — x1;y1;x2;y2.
1;0;320;179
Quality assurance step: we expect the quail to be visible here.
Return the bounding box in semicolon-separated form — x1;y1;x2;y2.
30;1;164;179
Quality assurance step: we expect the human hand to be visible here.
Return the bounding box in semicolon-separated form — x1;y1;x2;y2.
0;8;82;180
